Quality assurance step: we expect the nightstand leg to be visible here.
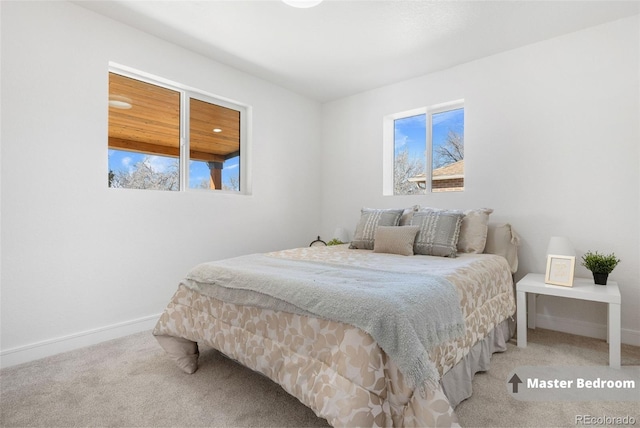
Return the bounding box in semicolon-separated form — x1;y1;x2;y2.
608;302;621;368
527;293;536;329
517;290;527;347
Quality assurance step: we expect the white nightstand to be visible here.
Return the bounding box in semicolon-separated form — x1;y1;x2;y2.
516;273;621;368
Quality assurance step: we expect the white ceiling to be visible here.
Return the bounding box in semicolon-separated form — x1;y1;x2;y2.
78;1;640;102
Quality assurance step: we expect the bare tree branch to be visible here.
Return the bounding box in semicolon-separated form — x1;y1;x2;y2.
434;130;464;168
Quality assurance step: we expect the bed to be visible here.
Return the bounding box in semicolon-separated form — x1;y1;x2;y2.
153;207;519;427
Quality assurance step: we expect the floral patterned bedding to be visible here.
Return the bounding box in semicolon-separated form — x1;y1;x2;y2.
153;245;515;427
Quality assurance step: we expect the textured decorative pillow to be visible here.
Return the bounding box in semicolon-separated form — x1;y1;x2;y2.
411;209;464;257
457;208;494;253
349;208;404;250
373;226;420;256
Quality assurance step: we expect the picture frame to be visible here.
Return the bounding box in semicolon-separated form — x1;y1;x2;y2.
545;254;576;287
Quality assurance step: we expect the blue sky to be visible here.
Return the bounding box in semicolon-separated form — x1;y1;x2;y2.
394;108;464;169
108;150;239;189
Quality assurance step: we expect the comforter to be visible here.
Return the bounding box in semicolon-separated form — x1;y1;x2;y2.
153;245;515;427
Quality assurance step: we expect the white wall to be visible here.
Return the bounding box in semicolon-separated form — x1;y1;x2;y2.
2;2;638;368
320;16;640;345
0;1;321;366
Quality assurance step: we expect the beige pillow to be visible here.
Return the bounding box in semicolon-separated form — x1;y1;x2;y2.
373;226;420;256
457;208;494;253
399;205;420;226
484;223;520;273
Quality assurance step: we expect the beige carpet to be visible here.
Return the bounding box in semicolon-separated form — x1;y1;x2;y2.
455;328;640;427
1;328;638;427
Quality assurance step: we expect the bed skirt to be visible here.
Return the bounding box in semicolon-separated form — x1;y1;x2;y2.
441;318;515;408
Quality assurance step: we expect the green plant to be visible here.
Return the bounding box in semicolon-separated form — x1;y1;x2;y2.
581;251;620;274
327;239;345;246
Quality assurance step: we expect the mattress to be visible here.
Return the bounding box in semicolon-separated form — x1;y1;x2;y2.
153;244;515;427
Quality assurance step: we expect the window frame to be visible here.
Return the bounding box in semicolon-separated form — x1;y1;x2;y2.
383;99;464;195
108;63;251;194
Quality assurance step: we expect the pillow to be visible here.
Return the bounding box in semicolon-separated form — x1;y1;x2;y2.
484;223;520;273
457;208;494;253
399;205;420;226
373;226;420;256
349;208;404;250
411;209;464;257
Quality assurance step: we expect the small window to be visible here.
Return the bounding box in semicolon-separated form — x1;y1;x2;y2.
188;98;241;191
384;101;464;195
108;68;246;192
393;113;426;195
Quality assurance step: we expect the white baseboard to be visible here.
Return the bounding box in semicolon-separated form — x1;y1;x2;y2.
534;313;640;347
0;314;161;369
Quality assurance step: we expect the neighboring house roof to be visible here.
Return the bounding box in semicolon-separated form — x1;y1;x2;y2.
408;160;464;183
433;159;464;179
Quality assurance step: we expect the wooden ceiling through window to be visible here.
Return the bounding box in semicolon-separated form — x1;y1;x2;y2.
108;72;240;163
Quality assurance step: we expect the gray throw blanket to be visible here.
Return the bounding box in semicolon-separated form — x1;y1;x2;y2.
183;253;465;388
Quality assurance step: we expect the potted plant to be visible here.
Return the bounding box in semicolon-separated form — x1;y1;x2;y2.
581;251;620;285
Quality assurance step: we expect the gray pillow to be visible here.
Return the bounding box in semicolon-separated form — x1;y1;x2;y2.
349;208;404;250
411;209;464;257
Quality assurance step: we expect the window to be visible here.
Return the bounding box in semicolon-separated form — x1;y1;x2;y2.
383;101;464;195
108;67;248;193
